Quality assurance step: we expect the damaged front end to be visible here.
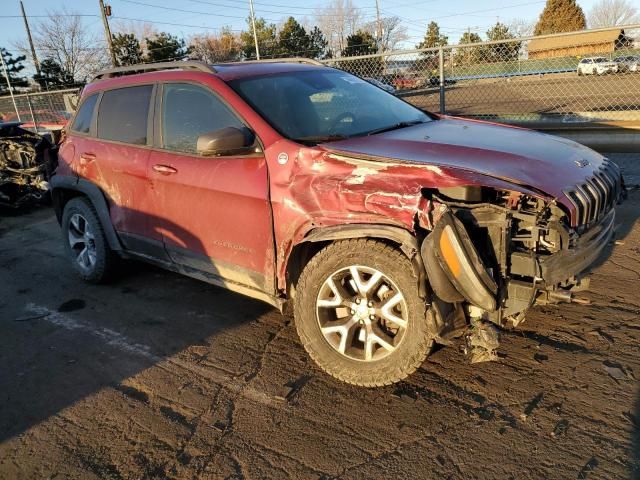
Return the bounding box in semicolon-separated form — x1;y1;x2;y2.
0;122;53;208
421;163;623;346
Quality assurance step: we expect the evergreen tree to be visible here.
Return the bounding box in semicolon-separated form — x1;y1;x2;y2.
278;17;311;57
416;22;449;50
112;33;143;66
454;31;482;65
341;30;381;76
416;21;448;67
483;22;520;62
33;57;74;88
534;0;587;35
0;48;28;94
308;26;329;59
145;33;189;63
240;17;278;59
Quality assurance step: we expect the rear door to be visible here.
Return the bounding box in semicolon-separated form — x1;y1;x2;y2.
90;84;164;253
148;82;275;295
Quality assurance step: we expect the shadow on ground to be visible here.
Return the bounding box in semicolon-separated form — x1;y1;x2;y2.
0;206;272;442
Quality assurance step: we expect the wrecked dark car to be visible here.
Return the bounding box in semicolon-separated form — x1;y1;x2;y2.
0;122;53;207
51;59;624;387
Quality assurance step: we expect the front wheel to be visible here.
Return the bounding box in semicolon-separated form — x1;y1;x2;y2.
294;239;433;387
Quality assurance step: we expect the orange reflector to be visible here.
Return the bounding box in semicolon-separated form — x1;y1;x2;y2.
439;226;461;279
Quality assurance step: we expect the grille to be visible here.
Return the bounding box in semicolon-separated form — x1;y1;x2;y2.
564;159;622;227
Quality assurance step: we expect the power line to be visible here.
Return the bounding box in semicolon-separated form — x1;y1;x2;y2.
118;0;379;21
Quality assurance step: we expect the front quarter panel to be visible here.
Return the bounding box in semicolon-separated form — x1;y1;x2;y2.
270;143;544;291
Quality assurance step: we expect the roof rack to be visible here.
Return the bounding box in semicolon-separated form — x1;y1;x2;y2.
91;61;216;81
217;57;325;67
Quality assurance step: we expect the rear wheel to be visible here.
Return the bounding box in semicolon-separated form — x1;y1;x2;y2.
294;239;433;387
61;197;117;283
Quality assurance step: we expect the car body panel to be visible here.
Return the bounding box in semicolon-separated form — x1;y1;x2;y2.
57;62;620;304
148;148;275;292
316;117;604;205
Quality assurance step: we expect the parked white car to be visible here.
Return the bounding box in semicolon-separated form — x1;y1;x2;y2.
577;57;619;75
614;55;640;73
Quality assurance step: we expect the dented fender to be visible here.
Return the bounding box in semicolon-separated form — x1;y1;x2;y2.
268;140;544;294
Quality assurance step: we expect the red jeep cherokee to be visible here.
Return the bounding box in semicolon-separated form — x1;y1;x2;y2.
52;59;623;386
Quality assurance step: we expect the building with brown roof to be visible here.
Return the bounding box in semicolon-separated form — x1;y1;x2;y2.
528;28;628;59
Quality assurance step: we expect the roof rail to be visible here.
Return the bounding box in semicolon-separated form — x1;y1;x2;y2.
219;57;325;67
91;61;216;81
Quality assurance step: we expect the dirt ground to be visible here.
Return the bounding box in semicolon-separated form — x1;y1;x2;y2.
1;154;639;479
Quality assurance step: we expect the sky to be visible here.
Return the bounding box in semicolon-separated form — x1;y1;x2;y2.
0;0;605;64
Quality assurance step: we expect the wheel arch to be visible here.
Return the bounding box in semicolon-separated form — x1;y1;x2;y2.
51;175;123;251
285;224;428;300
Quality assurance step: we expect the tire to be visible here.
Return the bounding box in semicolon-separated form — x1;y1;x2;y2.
61;196;117;283
577;68;582;76
294;239;433;387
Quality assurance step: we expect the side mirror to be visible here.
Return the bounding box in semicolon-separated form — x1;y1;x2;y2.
196;127;256;156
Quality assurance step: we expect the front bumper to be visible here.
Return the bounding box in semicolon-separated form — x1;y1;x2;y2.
538;208;615;286
423;205;616;319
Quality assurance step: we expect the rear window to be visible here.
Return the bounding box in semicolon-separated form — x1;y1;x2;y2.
97;85;153;145
71;94;98;134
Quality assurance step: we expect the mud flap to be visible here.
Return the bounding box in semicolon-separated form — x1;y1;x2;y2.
422;210;498;312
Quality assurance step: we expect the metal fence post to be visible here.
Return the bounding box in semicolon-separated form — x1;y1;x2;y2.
25;93;38;132
439;47;446;114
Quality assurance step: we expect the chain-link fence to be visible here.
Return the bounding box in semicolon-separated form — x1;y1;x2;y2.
323;24;640;126
0;88;79;133
1;25;639;131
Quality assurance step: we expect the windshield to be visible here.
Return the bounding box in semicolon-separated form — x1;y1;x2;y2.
228;69;430;144
593;58;608;63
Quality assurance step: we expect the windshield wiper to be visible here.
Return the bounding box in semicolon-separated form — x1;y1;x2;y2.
293;134;348;144
366;120;427;136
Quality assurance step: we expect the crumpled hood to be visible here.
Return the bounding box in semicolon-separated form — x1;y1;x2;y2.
321;117;605;199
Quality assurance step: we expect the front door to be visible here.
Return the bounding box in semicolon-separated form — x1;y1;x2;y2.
148;82;275;295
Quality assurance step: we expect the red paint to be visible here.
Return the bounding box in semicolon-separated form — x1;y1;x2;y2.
59;63;607;299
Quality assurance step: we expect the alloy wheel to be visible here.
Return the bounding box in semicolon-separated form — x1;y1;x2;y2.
68;213;97;272
316;265;408;362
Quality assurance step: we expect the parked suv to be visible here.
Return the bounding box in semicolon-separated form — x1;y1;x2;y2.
577;57;619;75
614;55;640;73
52;59;624;387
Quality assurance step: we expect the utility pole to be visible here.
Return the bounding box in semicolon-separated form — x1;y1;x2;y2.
20;1;40;76
99;0;117;67
248;0;260;60
0;52;21;121
374;0;383;52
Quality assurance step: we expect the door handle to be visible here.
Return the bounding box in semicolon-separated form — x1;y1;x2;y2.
153;164;178;175
79;153;96;165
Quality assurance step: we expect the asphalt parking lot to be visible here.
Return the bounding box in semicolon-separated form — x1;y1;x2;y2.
1;155;639;479
402;73;640;119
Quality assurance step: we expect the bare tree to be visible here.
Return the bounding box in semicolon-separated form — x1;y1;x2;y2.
588;0;639;28
189;28;242;63
16;8;109;82
362;16;408;51
112;19;158;55
314;0;362;54
508;18;536;38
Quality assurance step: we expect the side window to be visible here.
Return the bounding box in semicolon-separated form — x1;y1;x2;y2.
71;93;98;134
97;85;152;145
161;83;245;154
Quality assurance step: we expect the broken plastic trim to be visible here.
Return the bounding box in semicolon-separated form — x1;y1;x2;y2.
422;210;498;312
